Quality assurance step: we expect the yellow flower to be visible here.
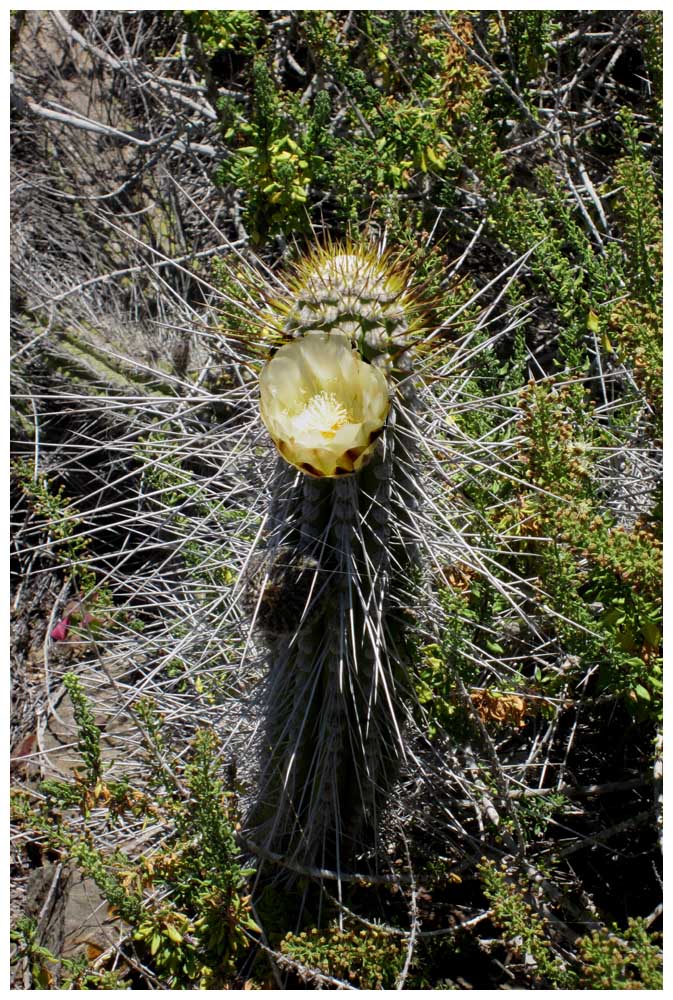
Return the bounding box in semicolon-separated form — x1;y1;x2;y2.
259;334;390;477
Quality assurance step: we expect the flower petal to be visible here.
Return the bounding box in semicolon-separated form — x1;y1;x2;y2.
51;617;70;641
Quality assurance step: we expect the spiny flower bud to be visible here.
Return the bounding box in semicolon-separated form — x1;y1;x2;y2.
264;244;422;364
259;333;390;477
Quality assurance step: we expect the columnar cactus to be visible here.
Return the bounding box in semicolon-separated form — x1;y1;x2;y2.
245;244;424;869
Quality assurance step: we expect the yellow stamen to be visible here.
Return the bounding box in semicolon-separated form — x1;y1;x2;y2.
292;392;349;440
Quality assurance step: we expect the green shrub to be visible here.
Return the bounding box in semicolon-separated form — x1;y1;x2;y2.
577;918;663;990
281;925;405;989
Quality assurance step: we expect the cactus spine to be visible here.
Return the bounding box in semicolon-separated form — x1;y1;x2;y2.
246;244;423;869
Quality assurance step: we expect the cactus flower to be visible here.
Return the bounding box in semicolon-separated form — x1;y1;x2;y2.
259;333;390;477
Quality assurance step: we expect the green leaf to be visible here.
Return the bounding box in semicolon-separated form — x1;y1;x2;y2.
641;621;661;647
165;924;184;944
602;608;625;628
587;309;600;333
601;331;614;353
617;628;637;653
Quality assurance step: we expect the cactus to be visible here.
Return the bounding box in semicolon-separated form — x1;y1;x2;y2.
243;245;424;867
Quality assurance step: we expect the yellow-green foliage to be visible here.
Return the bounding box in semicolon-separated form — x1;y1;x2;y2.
184;10;264;57
512;382;662;714
637;11;663;106
216;59;326;237
15;463;95;594
576;919;663;990
10;917;128;990
480;860;663;990
13;686;258;990
210;12;491;229
606;110;663;416
479;859;577;988
281;925;405;989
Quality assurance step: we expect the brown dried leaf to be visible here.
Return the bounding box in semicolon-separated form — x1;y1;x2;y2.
471;690;528;728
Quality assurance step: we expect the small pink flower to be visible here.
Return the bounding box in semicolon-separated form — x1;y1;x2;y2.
50;617;70;641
